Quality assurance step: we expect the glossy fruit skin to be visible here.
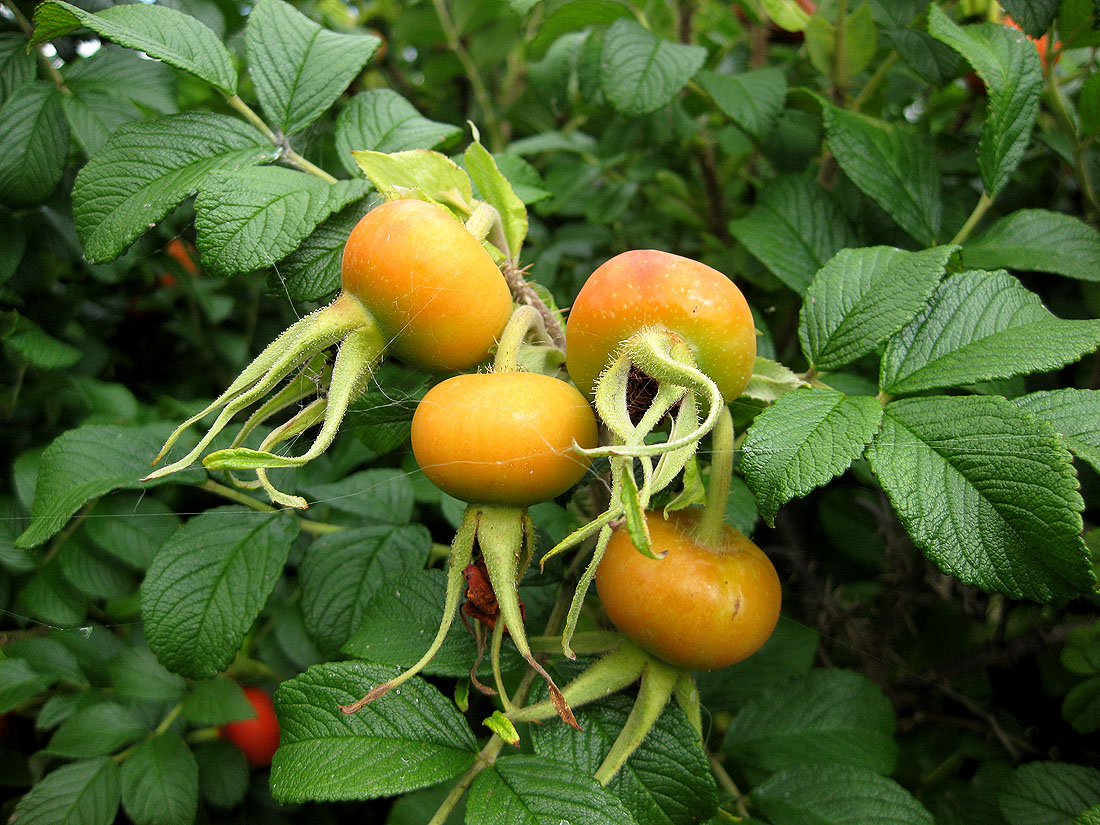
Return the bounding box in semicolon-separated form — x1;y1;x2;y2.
565;250;757;402
341;199;514;371
411;371;598;507
595;509;781;671
220;686;280;768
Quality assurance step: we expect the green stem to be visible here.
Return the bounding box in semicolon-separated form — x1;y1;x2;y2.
853;51;898;111
493;306;549;372
949;191;994;245
694;404;734;548
490;616;513;713
430;0;504;150
4;2;70;93
113;703;184;763
593;657;681;785
426;735;507;825
283;148;339;183
225;94;279;144
708;750;750;819
198;480;342;534
1044;55;1100;219
831;0;849;104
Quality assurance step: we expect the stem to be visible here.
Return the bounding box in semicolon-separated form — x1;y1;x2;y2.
198;480;341;534
430;0;504;151
1044;55;1100;219
200;479;278;513
593;657;680;784
694;404;733;548
225;94;279;144
493;305;548;372
831;0;849;105
490;617;513;713
283;148;340;184
501;262;567;351
949;191;994;245
426;735;506;825
3;2;70;93
708;750;750;819
853;51;898;111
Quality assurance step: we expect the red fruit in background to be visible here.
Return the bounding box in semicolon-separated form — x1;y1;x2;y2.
220;686;280;767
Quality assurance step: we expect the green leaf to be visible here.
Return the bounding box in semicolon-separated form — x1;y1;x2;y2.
47;702;147;758
8;636;86;685
0;216;26;286
194;167;369;277
822;105;942;245
1079;72;1100;139
194;740;249;810
270;660;477;802
752;764;933;825
742;357;808;405
1059;0;1100;48
58;539;135;601
999;762;1100;825
762;0;812;31
245;0;379;135
723;669;897;776
16;423;205;549
806;4;878;85
0;32;37;105
274;201;366;301
299;524;431;656
141;507;299;679
182;676;257;726
1077;806;1100;825
873;3;960;85
61;86;143;158
73;113;278;263
728;175;860;294
528;0;633;57
352;148;473;203
799;245;957;371
0;82;69;206
879;270;1100;395
697;67;787;140
334;89;461;177
741;389;883;525
962;209;1100;282
62;45;177;115
20;562;87;627
345;369;429;455
694;619;819;715
0;657;57;714
928;6;1042;197
10;757;121;825
466;139;528;256
1;311;83;369
1014;389;1100;475
1063;675;1100;734
866;395;1095;601
108;647;187;703
342;568;519;677
466;755;639;825
303;468;415;524
84;492;180;571
120;734;198;825
599;19;706;117
532;693;718;825
999;0;1060;36
32;0;237;94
